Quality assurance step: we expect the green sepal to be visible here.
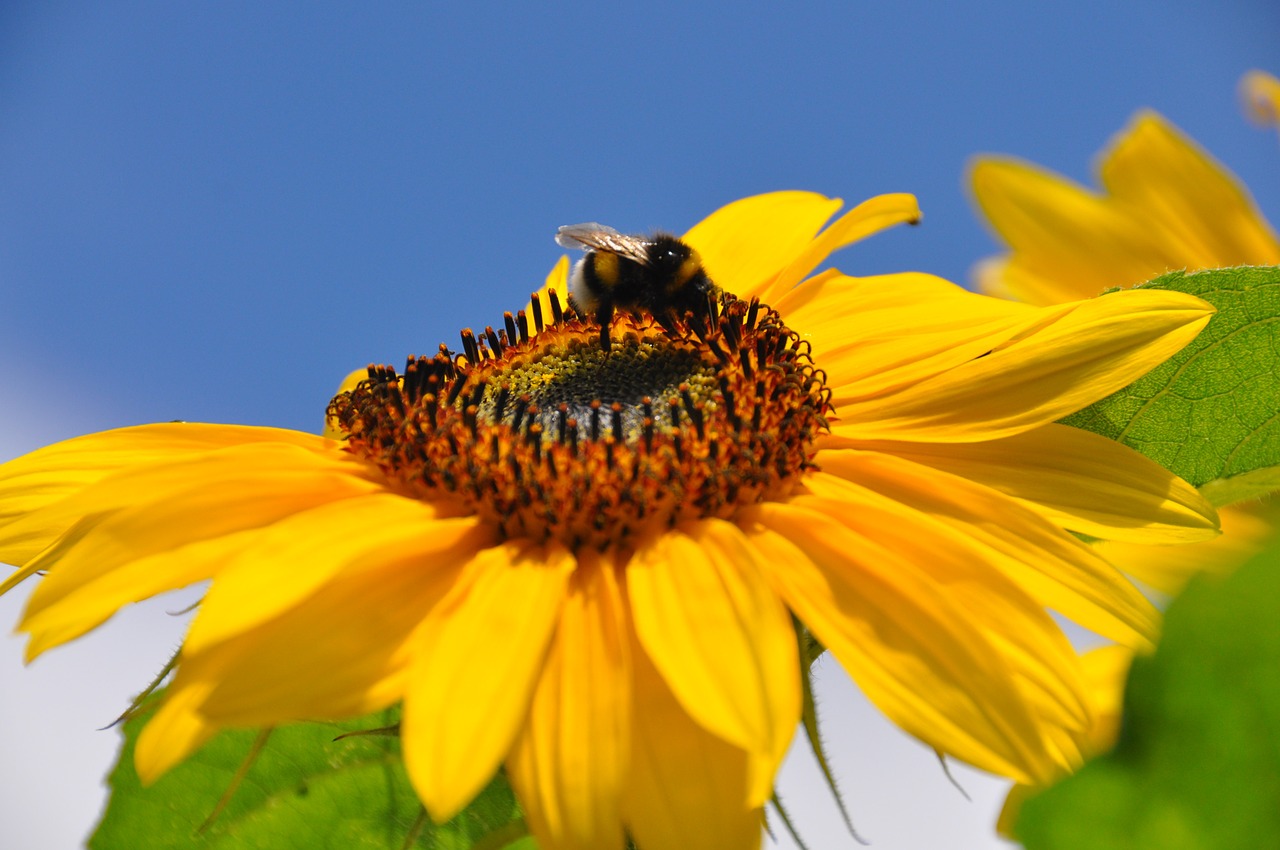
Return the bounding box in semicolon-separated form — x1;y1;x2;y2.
89;696;530;850
792;618;865;846
1062;266;1280;504
1015;537;1280;849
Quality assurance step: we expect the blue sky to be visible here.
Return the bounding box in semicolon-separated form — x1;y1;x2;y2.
2;2;1278;848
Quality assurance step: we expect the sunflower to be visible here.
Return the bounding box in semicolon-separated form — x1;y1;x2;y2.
0;191;1216;850
969;98;1280;595
1242;69;1280;130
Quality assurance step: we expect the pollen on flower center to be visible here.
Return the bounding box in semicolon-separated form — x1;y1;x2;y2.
328;290;832;549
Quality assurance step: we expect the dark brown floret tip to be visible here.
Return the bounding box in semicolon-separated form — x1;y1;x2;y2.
327;289;832;550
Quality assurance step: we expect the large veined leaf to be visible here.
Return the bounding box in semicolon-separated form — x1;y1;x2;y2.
1063;266;1280;506
90;700;532;850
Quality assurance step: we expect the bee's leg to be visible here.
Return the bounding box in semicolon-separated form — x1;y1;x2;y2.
653;309;681;338
596;304;614;351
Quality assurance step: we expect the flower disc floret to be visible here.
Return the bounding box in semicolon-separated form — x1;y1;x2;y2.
328;291;832;549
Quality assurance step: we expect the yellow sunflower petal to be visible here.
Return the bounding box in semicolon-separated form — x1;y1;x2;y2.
779;268;1033;337
828;289;1214;443
628;521;799;804
402;539;576;822
742;502;1062;785
794;476;1091;743
0;423;334;561
754;193;922;304
1100;111;1280;267
681;191;842;299
14;448;388;659
134;682;219;784
780;272;1037;402
176;519;489;726
828;423;1218;545
1241;70;1280;127
183;497;487;654
507;557;630;850
806;451;1160;649
969;156;1175;301
622;625;761;850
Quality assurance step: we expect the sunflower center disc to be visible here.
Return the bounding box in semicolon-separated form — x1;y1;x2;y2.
329;291;832;550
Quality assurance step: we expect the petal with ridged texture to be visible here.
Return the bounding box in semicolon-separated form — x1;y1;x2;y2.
402;539;575;822
507;557;630;850
681;191;842;300
622;627;761;850
754;193;922;304
779;272;1037;403
181;496;488;653
810;448;1167;648
14;447;392;659
0;424;339;564
165;515;490;732
743;503;1064;785
826;289;1213;443
628;521;799;804
826;423;1219;545
793;475;1091;765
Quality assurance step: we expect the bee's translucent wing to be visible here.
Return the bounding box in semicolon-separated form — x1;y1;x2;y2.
555;223;653;265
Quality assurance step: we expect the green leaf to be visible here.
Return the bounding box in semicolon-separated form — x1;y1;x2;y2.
90;700;528;850
1016;538;1280;850
1062;266;1280;502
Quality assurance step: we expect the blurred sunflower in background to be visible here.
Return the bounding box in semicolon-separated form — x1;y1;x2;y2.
1242;69;1280;131
0;190;1217;850
969;68;1280;832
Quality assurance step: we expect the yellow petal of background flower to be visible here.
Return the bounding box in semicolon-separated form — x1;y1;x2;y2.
628;521;799;805
745;503;1074;785
831;423;1218;545
402;539;576;822
753;193;922;304
808;452;1162;649
622;626;761;850
828;289;1213;442
1100;111;1280;267
1097;498;1278;595
972;108;1280;307
1241;70;1280;128
681;191;842;299
0;424;336;562
507;557;630;850
970;157;1175;303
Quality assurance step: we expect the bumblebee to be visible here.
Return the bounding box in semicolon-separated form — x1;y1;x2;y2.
556;223;720;350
